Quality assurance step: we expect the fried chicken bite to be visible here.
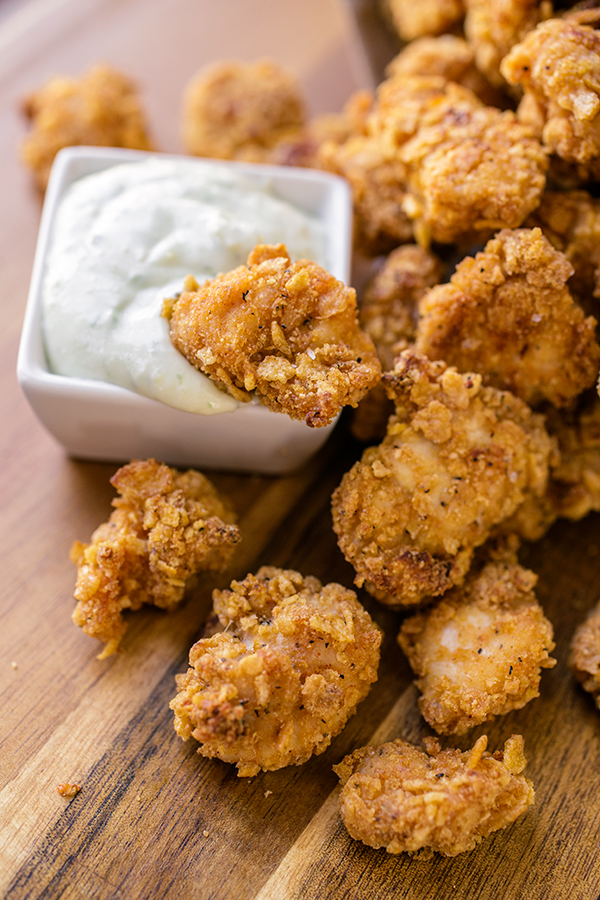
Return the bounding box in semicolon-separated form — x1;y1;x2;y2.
570;600;600;709
71;459;240;658
399;550;556;735
318;134;414;255
385;35;508;107
349;245;444;443
169;567;382;776
501;18;600;179
272;91;373;169
528;189;600;311
334;733;534;857
463;0;551;89
332;353;555;608
369;76;548;246
385;0;465;41
166;244;382;427
182;59;305;162
20;64;153;194
543;391;600;519
415;228;600;408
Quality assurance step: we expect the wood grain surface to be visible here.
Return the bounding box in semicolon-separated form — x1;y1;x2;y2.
1;2;599;899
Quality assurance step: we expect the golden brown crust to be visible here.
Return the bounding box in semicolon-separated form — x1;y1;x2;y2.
527;189;600;310
369;76;548;246
502;19;600;176
318;134;414;255
349;244;443;443
386;0;465;42
169;567;381;776
182;59;305;162
71;459;240;658
570;600;600;708
167;244;382;427
399;554;556;734
463;0;551;89
332;353;555;607
20;64;153;194
334;733;534;857
414;228;600;408
385;35;507;107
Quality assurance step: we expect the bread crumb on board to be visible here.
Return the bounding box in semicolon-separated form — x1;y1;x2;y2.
57;782;81;799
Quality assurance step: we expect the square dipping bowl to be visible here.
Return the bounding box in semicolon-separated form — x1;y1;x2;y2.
17;147;353;474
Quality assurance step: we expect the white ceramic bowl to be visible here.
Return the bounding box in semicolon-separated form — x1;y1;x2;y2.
17;147;353;474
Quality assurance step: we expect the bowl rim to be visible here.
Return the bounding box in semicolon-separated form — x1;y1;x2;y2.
17;146;353;418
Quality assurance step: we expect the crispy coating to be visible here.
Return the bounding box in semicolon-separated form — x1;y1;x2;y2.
570;600;600;709
350;245;444;443
71;459;240;658
182;59;305;162
415;228;600;408
334;733;534;857
332;353;555;607
385;35;508;107
543;392;600;520
399;553;556;734
463;0;550;89
272;91;374;169
170;567;382;776
502;19;600;177
318;134;414;254
167;244;381;427
20;64;153;194
386;0;465;41
369;76;548;246
360;245;444;371
528;189;600;310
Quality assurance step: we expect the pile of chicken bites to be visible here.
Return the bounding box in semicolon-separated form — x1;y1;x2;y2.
22;0;600;862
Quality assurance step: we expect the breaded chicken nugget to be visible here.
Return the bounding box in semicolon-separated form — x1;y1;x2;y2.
170;567;381;776
334;733;534;857
463;0;550;89
385;0;465;41
182;59;305;162
543;392;600;520
332;353;555;607
415;228;600;408
570;600;600;709
20;64;153;194
167;244;382;427
501;19;600;178
349;245;444;443
71;459;240;658
369;76;547;245
318;134;414;254
528;189;600;310
385;35;509;107
273;90;374;169
399;551;556;734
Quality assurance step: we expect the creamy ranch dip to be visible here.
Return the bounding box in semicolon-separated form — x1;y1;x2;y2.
42;158;327;414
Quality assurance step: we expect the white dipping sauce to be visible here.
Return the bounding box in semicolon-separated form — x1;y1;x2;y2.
42;158;327;414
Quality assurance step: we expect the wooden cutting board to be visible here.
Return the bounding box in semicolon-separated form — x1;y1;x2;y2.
1;1;599;898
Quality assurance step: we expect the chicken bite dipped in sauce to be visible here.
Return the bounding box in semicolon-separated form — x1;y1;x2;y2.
166;244;382;427
334;733;534;857
399;543;556;735
170;567;381;776
332;352;556;608
414;228;600;408
71;459;240;658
